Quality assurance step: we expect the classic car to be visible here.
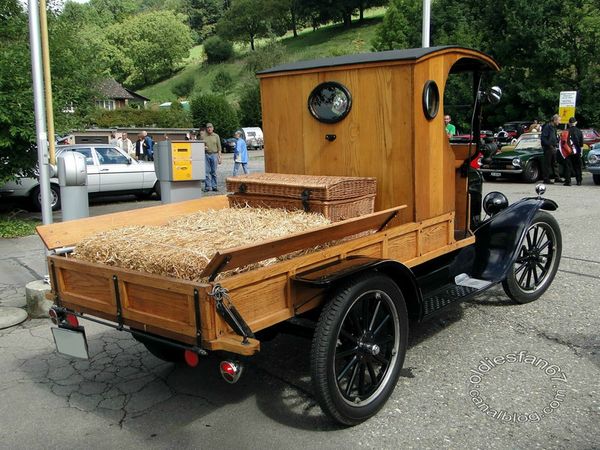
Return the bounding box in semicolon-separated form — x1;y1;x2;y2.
582;128;600;146
587;143;600;184
480;132;589;182
0;144;159;211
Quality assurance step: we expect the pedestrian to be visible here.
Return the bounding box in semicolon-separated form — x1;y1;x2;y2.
233;130;249;176
109;132;119;147
565;117;584;186
135;133;147;161
540;114;562;184
528;120;542;133
203;122;222;192
143;131;154;161
121;133;134;159
444;115;456;137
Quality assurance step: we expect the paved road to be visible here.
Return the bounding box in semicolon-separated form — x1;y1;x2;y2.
0;164;598;449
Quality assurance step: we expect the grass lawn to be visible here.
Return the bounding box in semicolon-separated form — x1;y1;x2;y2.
0;215;40;238
139;7;385;105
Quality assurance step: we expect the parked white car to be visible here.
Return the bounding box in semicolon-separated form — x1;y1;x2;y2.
0;144;159;211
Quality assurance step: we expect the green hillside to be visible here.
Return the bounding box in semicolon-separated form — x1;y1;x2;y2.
139;9;385;105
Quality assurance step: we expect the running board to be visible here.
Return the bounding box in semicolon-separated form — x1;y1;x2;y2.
421;274;493;318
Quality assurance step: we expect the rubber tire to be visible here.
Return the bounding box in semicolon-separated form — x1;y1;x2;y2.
154;181;161;199
132;331;184;363
483;173;497;181
502;211;562;304
521;161;540;183
31;184;60;211
311;273;408;426
593;174;600;185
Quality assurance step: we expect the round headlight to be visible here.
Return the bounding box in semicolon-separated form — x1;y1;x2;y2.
483;192;509;216
588;153;599;164
512;158;521;167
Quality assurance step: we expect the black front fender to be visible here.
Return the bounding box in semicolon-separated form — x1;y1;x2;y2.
472;197;558;282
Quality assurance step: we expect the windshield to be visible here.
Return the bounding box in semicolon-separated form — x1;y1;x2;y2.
514;137;540;151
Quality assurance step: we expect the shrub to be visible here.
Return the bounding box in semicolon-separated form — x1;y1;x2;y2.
191;93;239;137
238;82;262;127
244;40;286;73
88;106;193;128
203;35;234;63
172;76;196;98
211;69;234;93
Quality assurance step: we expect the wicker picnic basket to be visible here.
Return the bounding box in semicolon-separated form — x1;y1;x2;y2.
226;173;377;201
226;173;377;222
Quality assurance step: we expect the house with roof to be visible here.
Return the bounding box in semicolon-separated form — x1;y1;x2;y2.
95;79;150;110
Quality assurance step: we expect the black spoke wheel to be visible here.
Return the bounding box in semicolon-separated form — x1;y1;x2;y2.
131;330;184;363
311;273;408;425
502;211;562;304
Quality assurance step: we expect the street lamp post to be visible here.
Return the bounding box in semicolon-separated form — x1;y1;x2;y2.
422;0;431;48
27;0;53;225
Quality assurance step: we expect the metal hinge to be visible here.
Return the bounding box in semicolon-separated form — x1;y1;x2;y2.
209;284;254;345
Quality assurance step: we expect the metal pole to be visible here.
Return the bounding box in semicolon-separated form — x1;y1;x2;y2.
28;0;53;225
422;0;431;48
39;0;56;166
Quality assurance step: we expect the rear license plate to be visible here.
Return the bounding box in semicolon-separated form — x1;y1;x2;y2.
51;327;89;359
490;172;502;177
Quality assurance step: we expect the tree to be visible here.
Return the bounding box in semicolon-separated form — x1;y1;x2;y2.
187;0;224;42
0;0;102;182
191;94;239;137
104;11;194;87
216;0;288;50
238;82;262;127
371;0;420;51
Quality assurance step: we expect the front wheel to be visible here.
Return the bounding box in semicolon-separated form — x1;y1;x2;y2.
502;211;562;304
311;273;408;426
521;161;540;183
31;184;60;211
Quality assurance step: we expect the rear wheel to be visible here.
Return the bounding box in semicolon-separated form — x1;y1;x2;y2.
31;184;60;211
132;331;184;363
593;174;600;185
502;211;561;304
311;273;408;426
521;161;540;183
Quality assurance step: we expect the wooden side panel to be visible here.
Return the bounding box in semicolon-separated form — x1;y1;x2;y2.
421;221;450;254
261;65;414;221
59;268;115;315
388;231;419;261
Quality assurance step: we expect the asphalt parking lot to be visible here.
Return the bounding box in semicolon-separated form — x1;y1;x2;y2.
0;154;598;449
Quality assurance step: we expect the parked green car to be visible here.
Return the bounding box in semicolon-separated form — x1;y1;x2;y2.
480;132;588;182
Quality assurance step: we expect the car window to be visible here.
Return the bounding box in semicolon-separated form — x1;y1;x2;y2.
72;148;94;165
515;138;540;150
95;147;129;165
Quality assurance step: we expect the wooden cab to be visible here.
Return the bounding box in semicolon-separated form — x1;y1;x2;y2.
258;46;499;230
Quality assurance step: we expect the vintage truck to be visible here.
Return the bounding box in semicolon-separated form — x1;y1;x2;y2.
37;46;562;426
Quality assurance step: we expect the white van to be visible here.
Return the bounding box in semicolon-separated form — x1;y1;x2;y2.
240;127;264;150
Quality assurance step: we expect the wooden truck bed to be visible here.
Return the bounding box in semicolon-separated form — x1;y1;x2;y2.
38;195;474;356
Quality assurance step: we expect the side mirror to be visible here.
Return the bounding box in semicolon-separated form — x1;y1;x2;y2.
487;86;502;104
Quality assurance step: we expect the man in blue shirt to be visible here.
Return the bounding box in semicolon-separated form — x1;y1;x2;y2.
233;130;249;176
142;131;154;161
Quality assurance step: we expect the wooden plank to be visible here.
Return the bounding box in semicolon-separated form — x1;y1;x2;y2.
200;205;406;278
37;195;230;250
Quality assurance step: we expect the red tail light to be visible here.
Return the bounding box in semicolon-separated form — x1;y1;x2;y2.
184;350;199;367
66;313;79;328
219;360;243;384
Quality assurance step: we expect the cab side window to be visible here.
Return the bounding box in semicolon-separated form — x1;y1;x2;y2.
95;147;129;165
72;148;94;166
